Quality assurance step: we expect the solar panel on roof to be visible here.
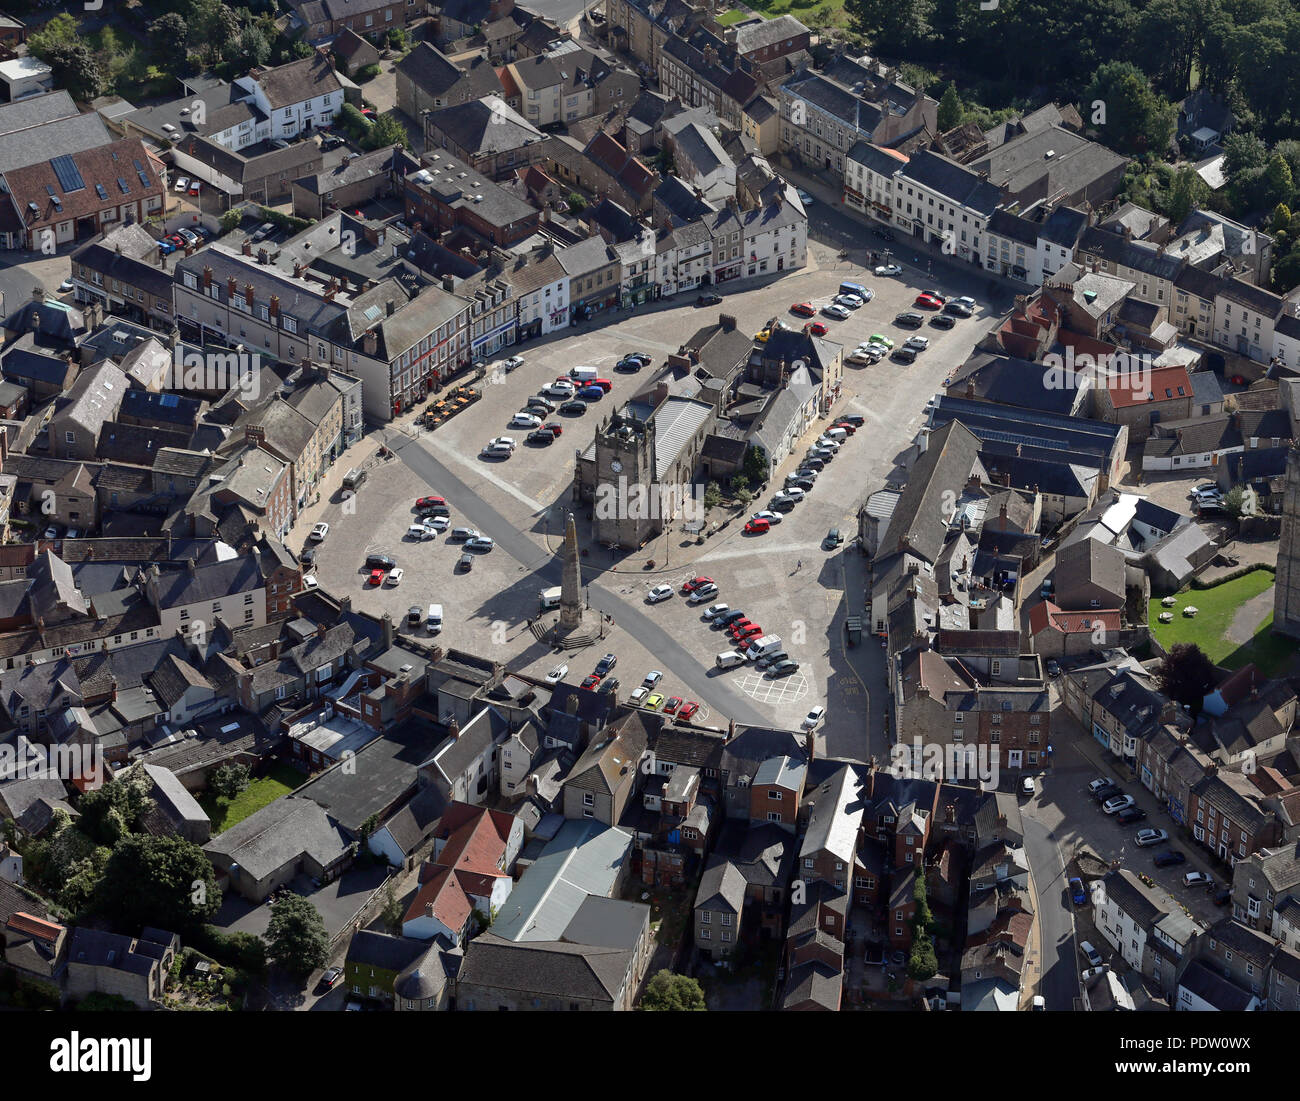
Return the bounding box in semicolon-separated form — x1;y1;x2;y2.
50;154;84;192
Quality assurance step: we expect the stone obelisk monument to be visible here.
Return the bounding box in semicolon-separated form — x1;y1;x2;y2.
559;511;583;631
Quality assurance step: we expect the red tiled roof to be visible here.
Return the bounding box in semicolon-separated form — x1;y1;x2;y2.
1029;600;1121;635
1106;364;1192;409
402;865;473;932
7;911;63;942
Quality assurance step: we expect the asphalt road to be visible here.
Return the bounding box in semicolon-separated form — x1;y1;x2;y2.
1022;813;1079;1010
524;0;594;30
383;428;772;728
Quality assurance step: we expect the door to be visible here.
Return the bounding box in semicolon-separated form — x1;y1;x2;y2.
1007;750;1023;769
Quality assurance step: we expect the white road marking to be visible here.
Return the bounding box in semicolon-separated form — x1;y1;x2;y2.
734;670;810;706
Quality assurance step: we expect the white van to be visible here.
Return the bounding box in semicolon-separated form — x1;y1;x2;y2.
715;651;746;670
747;635;782;659
539;586;562;610
824;427;848;442
570;366;598;384
426;603;443;633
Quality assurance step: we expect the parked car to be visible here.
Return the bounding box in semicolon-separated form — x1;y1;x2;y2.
1153;850;1186;867
1183;871;1213;889
384;567;404;586
629;687;649;706
903;335;930;351
318;967;342;990
875;263;902;276
528;429;555;445
1102;794;1135;814
647;584;674;603
790;302;816;317
892;347;917;364
1135;828;1168;847
174;176;190;192
642;670;663;688
681;576;714;593
511;412;542;428
503;355;524;372
560;400;588;415
894;312;924;328
1080;940;1103;968
594;653;618;676
662;697;682;714
309;522;329;541
465;537;494;552
545;664;568;684
801;706;826;730
580;673;602;690
679;701;700;720
687;583;720;603
696;293;722;306
822;303;851;320
596;676;621;695
768;659;800;677
1115;806;1147;824
929;314;957;329
702;603;729;620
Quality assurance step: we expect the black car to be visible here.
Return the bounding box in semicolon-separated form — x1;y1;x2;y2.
596;676;620;695
615;358;643;372
943;301;973;317
768;660;800;677
321;136;345;151
787;476;815;492
769;497;796;513
318;966;343;990
930;314;957;329
1213;888;1232;906
696;293;722;306
560;400;587;415
594;653;618;676
717;610;747;627
757;650;788;668
527;429;555;445
1090;782;1119;802
892;347;917;363
894;312;925;328
1115;806;1147;824
418;504;451;518
801;457;825;472
364;553;396;571
841;414;865;427
1153;850;1186;868
299;547;315;566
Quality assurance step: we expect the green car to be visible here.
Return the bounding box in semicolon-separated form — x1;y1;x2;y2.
644;693;665;711
869;333;894;349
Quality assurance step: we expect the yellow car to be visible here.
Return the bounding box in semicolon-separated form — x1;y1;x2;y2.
754;328;771;343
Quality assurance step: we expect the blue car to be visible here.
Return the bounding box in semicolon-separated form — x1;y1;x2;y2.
1069;877;1087;906
1154;850;1186;868
578;385;605;401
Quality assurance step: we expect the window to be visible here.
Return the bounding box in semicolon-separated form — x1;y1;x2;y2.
768;790;782;800
700;911;711;924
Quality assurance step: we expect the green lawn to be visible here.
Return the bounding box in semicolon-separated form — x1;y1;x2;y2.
745;0;850;29
1148;570;1297;677
200;765;305;834
716;8;752;25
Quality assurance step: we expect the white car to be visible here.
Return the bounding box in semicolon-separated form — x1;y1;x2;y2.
834;293;864;309
801;706;826;731
783;487;806;502
687;583;719;603
503;355;524;372
543;382;576;398
384;567;404;586
1021;776;1035;795
629;686;649;706
545;664;568;685
421;515;450;532
822;304;851;320
796;188;815;206
955;296;977;309
1079;940;1103;968
511;412;542;428
647;584;674;604
1135;828;1169;847
483;442;513;457
814;437;841;452
702;602;729;620
406;524;436;541
875;263;903;277
174;176;190;193
309;522;329;541
488;436;516;450
904;336;930;351
1183;871;1213;889
642;670;663;689
302;575;319;590
1102;794;1135;815
751;510;782;525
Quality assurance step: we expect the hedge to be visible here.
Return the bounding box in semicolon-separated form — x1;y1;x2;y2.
1189;563;1275;589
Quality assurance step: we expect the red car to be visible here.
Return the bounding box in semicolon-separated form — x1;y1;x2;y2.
727;618;753;635
591;379;613;392
544;422;563;436
415;495;446;509
914;293;943;309
790;302;816;317
833;421;857;435
580;673;602;690
744;517;770;534
678;701;700;720
368;568;385;585
734;624;763;641
663;697;682;715
805;321;828;336
681;576;714;593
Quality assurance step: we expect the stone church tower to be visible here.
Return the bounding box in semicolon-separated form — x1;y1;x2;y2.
1274;443;1300;638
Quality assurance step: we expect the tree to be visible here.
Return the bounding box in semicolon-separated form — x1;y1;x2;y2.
266;895;328;979
210;763;250;801
363;112;407;151
1222;131;1268;179
235;26;271;70
937;82;962;132
148;13;190;52
94;834;221;934
1083;61;1177;155
1165;166;1209;224
77;768;154;846
27;13;78;62
907;874;938;981
566;191;587;214
844;0;924;49
742;446;768;486
380;884;404;934
220;209;245;234
1156;642;1217;718
42;42;104;102
703;481;722;509
640;970;706;1010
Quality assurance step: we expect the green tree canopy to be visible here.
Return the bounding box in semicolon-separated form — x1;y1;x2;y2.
937;82;962;132
266;895;329;979
1156;642;1216;718
94;834;221;935
640;970;706;1010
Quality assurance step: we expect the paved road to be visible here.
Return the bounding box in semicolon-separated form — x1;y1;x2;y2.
523;0;594;31
1022;813;1078;1010
383;428;771;728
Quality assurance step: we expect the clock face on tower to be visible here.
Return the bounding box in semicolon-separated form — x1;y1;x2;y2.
610;460;622;473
